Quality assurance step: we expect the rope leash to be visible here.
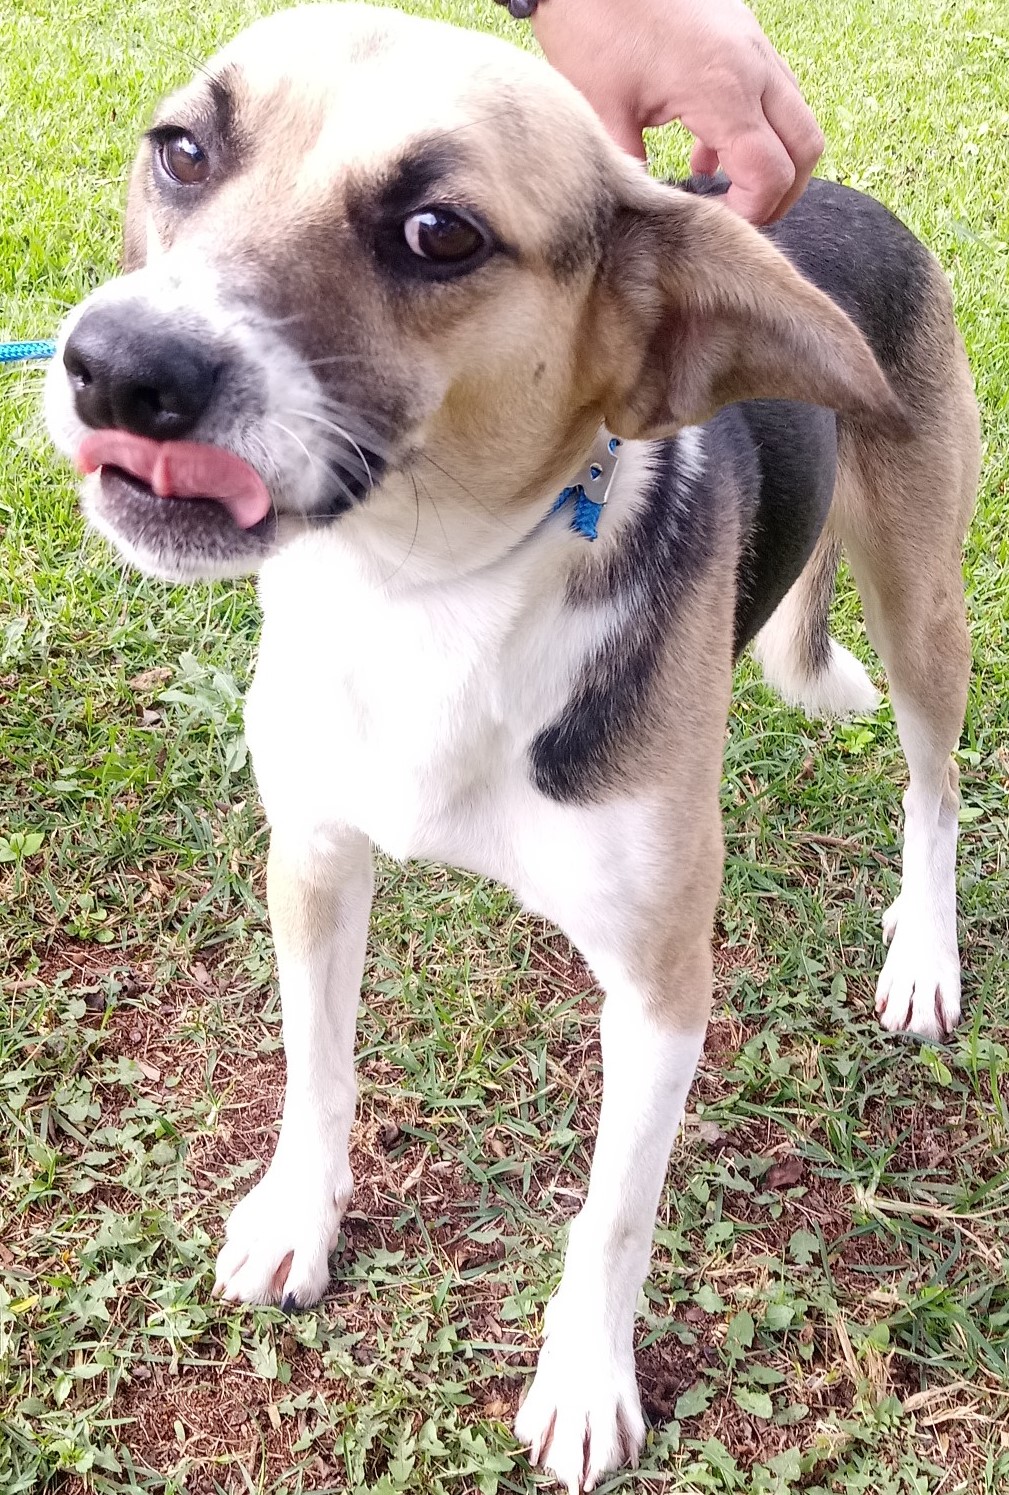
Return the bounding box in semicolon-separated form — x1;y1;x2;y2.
0;340;57;365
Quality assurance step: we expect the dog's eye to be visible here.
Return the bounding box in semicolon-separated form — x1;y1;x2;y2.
403;208;486;264
159;133;210;186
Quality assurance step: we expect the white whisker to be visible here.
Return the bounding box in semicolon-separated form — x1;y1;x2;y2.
267;417;319;475
288;408;374;488
303;354;374;370
312;397;392;449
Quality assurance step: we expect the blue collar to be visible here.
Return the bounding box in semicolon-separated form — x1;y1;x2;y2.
551;431;623;540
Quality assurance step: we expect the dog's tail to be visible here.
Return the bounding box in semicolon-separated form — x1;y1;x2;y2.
752;535;881;718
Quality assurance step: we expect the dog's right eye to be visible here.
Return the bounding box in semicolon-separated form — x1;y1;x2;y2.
403;208;488;265
157;132;210;186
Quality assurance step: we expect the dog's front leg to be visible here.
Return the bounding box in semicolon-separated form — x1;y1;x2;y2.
213;828;373;1308
516;939;709;1494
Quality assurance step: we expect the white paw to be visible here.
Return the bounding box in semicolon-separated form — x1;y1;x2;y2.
212;1159;350;1308
515;1312;644;1494
881;894;902;946
875;905;961;1040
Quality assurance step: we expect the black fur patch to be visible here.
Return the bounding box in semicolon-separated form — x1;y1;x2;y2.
349;137;514;283
205;68;240;146
530;401;843;803
732;400;838;653
367;137;472;226
530;433;733;803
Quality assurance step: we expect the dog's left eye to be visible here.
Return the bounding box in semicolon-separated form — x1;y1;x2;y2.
158;132;210;186
403;208;487;264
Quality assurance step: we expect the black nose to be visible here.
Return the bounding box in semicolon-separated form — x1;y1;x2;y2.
64;306;220;440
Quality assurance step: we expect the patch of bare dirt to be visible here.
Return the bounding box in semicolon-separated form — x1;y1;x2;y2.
95;1351;341;1495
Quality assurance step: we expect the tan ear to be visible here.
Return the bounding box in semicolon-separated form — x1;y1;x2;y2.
595;180;907;440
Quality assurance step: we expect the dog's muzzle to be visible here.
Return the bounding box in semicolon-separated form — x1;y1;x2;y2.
50;296;281;582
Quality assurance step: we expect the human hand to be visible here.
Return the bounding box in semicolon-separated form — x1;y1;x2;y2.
531;0;824;224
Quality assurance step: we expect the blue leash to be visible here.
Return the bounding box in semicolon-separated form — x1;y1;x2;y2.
0;339;57;365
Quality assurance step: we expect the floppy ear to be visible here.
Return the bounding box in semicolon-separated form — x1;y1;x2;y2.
595;180;906;440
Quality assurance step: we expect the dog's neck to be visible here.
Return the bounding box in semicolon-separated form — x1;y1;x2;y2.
284;424;644;592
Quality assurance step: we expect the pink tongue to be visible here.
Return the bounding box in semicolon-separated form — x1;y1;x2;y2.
75;430;272;530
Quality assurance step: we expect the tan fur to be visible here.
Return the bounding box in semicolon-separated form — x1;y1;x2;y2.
827;255;977;764
593;178;908;438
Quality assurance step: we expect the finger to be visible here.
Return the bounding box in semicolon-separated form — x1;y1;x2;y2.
719;123;797;224
760;69;825;218
690;139;721;179
773;49;801;90
600;107;647;161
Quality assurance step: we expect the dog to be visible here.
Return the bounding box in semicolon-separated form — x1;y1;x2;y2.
45;5;980;1489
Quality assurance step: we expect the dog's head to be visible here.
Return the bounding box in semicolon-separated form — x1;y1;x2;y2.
47;1;900;583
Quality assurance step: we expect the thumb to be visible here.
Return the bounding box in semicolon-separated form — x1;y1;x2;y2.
690;140;721;178
719;126;796;224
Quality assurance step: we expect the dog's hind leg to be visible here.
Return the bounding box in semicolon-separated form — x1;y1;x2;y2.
834;393;978;1040
753;531;882;718
213;828;373;1306
842;507;969;1039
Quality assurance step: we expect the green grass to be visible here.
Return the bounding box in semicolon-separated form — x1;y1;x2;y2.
2;0;1008;1490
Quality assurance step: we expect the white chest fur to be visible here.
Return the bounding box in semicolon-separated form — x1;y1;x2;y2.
245;522;613;878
